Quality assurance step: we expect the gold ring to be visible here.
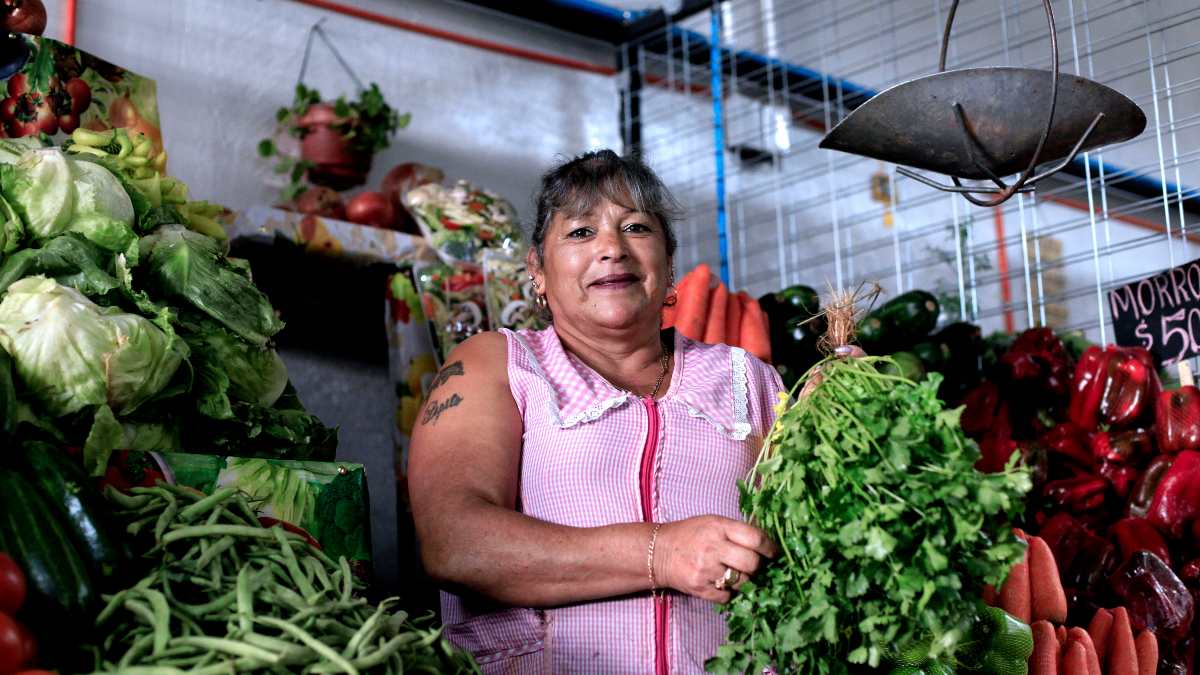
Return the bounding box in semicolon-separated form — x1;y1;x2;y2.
715;567;740;590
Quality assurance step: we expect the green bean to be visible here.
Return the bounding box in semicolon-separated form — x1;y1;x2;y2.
272;525;317;599
343;598;397;658
232;494;261;526
256;616;358;675
117;632;156;670
171;636;282;664
96;588;133;626
154;492;179;543
350;631;423;670
187;657;268;675
195;536;235;569
104;485;152;509
163;524;303;545
138;588;172;655
235;565;253;635
99;666;186;675
339;557;353;603
152;482;206;501
314;617;359;642
179;486;239;522
244;632;315;657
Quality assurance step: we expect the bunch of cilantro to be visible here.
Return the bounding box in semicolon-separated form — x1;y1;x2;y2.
708;356;1030;674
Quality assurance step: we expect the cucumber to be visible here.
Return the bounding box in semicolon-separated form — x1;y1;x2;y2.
0;466;95;628
18;440;129;589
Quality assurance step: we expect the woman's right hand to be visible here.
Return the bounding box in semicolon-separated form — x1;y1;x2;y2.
652;515;779;603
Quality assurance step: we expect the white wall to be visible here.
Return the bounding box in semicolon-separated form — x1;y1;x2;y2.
40;0;621;219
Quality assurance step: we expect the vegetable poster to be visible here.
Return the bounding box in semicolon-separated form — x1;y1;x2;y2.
0;36;164;155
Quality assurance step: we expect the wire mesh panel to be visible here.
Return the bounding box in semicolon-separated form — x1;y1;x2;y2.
620;0;1200;344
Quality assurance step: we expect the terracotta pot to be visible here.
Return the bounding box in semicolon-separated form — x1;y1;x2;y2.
297;102;371;190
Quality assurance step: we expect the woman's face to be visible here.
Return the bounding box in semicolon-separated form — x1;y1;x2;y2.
531;196;671;333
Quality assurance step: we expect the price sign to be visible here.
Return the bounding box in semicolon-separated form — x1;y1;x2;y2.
1109;257;1200;365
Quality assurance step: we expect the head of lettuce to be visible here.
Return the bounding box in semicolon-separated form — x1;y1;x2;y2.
0;147;137;258
0;276;186;416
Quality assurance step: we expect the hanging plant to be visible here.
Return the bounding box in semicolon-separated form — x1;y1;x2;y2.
259;82;410;201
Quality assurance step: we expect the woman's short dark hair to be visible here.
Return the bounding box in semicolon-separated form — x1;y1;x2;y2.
531;149;682;264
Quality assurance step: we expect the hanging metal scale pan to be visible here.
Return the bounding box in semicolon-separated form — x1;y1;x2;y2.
818;0;1146;207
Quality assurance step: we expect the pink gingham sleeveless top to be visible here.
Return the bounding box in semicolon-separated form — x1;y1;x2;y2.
441;326;785;674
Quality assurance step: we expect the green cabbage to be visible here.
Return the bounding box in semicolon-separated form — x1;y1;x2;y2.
0;148;137;257
140;225;283;346
0;276;186;416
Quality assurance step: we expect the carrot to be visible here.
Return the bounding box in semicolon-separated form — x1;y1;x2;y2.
703;283;729;345
1087;608;1114;666
1029;536;1069;623
1063;642;1089;675
1109;607;1139;675
998;557;1032;624
1135;630;1158;675
724;290;742;348
673;264;712;341
1031;621;1060;675
1067;627;1102;675
739;292;772;363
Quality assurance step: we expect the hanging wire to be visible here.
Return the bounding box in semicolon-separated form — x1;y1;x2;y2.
297;19;366;93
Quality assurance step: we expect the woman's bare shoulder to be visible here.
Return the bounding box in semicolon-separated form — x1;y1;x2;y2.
436;331;510;385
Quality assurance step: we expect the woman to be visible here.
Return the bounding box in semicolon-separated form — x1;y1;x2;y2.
408;149;786;674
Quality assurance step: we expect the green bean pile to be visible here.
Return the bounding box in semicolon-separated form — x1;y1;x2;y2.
89;484;479;675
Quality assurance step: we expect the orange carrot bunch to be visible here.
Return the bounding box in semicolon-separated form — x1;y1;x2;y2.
663;263;771;363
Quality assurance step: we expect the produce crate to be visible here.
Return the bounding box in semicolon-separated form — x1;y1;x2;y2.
104;449;373;578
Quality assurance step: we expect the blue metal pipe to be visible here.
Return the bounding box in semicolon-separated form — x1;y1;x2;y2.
710;7;730;287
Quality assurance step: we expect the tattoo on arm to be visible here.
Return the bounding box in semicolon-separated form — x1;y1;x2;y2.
426;361;464;396
421;393;464;426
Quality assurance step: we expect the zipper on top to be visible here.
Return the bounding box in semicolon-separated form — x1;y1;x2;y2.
639;396;669;675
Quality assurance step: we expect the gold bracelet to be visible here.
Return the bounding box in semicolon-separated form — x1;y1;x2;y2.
647;522;663;594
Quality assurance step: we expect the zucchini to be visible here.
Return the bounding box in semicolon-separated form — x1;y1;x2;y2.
876;290;938;339
880;351;926;382
0;347;14;437
18;440;129;589
0;466;95;628
775;284;820;320
911;341;949;372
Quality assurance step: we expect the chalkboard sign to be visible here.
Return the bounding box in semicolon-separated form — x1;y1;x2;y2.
1109;256;1200;365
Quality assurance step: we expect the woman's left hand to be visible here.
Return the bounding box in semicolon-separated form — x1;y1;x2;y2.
799;344;867;398
652;515;779;604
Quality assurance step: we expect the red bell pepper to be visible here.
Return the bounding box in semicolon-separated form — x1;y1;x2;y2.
1156;362;1200;454
1111;517;1172;565
1147;449;1200;538
1069;345;1159;431
1091;428;1154;464
1101;462;1140;498
1000;327;1075;397
1044;475;1108;513
1129;454;1176;519
1069;346;1108;430
1039;422;1095;471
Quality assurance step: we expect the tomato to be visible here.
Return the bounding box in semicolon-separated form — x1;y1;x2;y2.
12;621;33;668
439;217;461;231
4;117;34;138
13;671;57;675
0;612;26;673
0;97;15;123
56;112;77;134
2;0;47;36
64;77;90;116
30;95;55;135
477;228;495;241
6;73;26;98
0;555;24;616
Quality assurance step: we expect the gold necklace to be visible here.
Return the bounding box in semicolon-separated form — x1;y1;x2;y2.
644;343;671;399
